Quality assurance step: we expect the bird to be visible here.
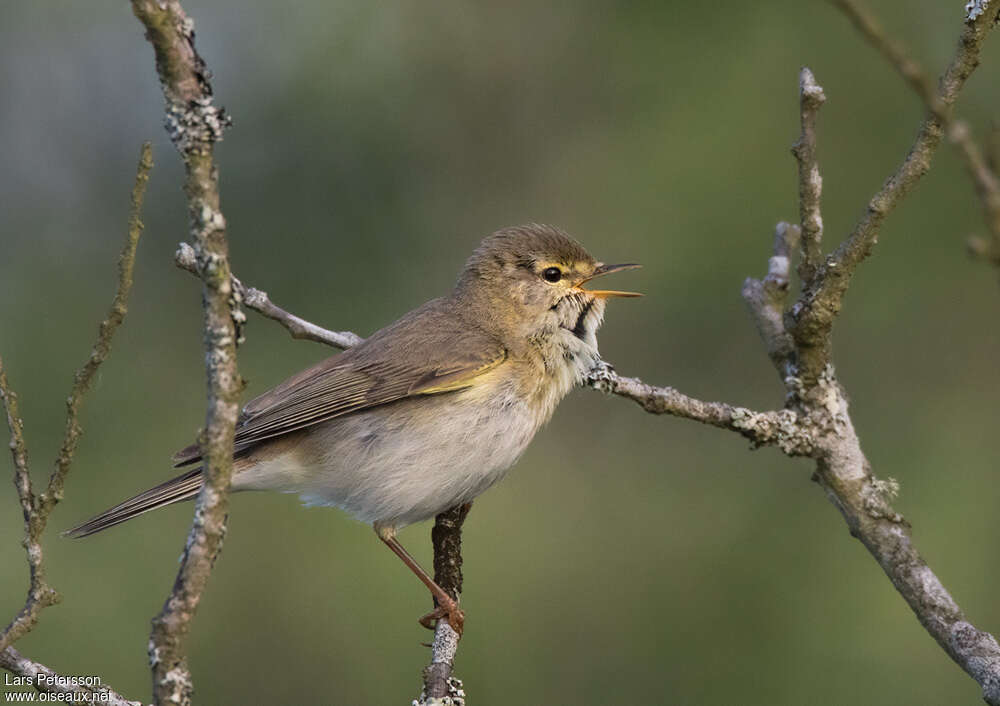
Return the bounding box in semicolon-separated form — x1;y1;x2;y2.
65;224;640;634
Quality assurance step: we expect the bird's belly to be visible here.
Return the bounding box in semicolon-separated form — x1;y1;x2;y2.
232;386;542;529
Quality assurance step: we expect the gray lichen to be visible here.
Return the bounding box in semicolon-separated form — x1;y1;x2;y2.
967;0;992;22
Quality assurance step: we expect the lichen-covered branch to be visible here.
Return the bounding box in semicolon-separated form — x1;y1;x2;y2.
175;242;362;349
129;3;242;704
792;68;826;284
0;647;144;706
0;143;152;699
742;222;800;379
586;362;810;454
791;6;998;384
0;360;57;655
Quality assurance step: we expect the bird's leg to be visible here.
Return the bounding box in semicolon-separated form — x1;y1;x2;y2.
375;524;465;636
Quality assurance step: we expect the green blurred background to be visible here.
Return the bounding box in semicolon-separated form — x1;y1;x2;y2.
2;1;999;703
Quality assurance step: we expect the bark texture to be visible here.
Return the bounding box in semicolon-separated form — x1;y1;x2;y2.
129;3;242;704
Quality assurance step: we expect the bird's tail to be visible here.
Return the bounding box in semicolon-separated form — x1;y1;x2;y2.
63;468;203;538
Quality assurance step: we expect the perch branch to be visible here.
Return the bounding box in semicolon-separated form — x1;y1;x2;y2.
0;647;144;706
0;144;152;700
416;503;471;705
129;2;242;704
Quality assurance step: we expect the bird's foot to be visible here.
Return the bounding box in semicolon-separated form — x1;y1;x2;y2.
419;597;465;636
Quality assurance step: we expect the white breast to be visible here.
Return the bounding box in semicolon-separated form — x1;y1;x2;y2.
233;376;549;529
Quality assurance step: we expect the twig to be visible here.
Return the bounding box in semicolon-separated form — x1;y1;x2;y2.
0;646;144;706
791;8;998;384
43;143;153;516
834;0;1000;274
175;243;363;349
129;3;242;704
742;222;801;379
951;121;1000;264
0;361;57;654
792;68;826;285
0;143;152;657
831;0;946;120
586;362;809;454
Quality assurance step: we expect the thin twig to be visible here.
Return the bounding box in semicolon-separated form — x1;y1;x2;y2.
129;3;242;705
43;143;153;515
950;121;1000;264
834;0;1000;274
792;68;826;285
0;361;57;654
0;143;152;656
831;0;946;120
791;9;998;383
175;243;363;349
0;646;144;706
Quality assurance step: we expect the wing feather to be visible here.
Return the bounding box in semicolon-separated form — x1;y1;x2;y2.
173;299;505;466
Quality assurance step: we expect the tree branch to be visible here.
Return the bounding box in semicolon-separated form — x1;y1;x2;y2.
791;7;998;384
741;221;800;379
792;68;826;285
162;14;1000;696
416;504;471;706
175;242;363;349
1;142;152;655
951;121;1000;266
831;0;946;120
0;143;152;699
586;362;810;454
834;0;1000;274
128;3;242;704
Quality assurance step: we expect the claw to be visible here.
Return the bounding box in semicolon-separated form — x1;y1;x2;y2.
418;600;465;636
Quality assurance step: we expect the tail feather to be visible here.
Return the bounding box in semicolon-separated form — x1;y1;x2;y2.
63;469;203;538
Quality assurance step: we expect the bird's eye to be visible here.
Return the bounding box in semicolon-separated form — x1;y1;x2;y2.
542;267;562;283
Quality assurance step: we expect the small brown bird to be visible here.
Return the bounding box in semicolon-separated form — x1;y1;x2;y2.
66;224;640;633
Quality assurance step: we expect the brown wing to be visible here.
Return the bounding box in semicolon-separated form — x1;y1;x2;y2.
173;298;506;466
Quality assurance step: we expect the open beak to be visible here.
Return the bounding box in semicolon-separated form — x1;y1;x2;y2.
578;262;643;298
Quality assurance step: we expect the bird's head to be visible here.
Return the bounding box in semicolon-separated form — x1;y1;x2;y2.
454;224;640;348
